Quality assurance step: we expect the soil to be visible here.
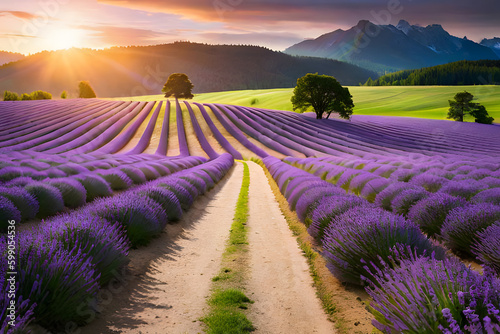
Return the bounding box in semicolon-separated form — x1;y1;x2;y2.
75;161;341;334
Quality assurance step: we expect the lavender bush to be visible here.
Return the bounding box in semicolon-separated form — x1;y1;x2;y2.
4;176;35;187
15;234;100;330
408;193;468;238
154;180;195;211
441;203;500;257
410;173;449;192
137;186;183;222
43;213;130;285
472;222;500;275
308;195;371;241
0;196;21;232
374;182;419;211
472;188;500;205
118;166;147;184
0;186;39;221
24;182;64;219
46;178;87;209
391;188;430;216
359;178;390;203
364;250;500;333
96;169;133;190
72;174;113;201
439;180;487;200
323;207;443;286
89;193;168;247
0;238;36;333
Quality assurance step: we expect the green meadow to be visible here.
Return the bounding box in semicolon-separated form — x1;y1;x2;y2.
111;85;500;121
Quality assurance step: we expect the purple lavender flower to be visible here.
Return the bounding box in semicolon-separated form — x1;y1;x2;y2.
359;178;390;203
137;185;183;222
442;204;500;257
0;166;36;182
96;169;134;190
472;222;500;275
133;163;161;181
154;179;195;211
72;173;113;201
308;195;372;241
287;179;344;211
364;252;500;333
472;188;500;205
4;176;35;187
410;173;449;192
0;186;39;221
391;188;430;216
46;178;87;208
42;213;130;285
439;180;488;200
0;196;21;232
13;234;100;330
118;165;147;184
24;182;65;219
322;207;442;285
408;193;468;238
0;238;36;332
89;193;168;247
374;182;420;211
348;173;380;196
295;187;347;224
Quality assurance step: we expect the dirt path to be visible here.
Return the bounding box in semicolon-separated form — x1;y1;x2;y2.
245;162;335;334
78;161;334;334
81;164;243;334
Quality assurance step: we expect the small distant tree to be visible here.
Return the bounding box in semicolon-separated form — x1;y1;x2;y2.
30;90;52;100
447;91;494;124
21;93;32;101
291;73;354;120
3;91;20;101
61;90;68;99
78;81;97;98
162;73;194;101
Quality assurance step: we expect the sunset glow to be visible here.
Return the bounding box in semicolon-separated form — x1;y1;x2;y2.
0;0;499;55
43;27;85;51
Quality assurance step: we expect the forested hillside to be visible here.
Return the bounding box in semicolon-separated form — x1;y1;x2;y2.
365;60;500;86
0;42;376;98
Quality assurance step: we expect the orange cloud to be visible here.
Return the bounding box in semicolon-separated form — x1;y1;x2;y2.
0;11;40;20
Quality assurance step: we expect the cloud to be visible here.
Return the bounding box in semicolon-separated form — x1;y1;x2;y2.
0;11;39;20
78;25;172;46
97;0;500;41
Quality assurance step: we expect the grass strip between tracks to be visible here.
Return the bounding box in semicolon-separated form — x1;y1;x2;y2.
202;161;255;333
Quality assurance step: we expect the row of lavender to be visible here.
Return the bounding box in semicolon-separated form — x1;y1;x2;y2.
284;155;500;254
284;154;500;204
0;153;234;333
0;151;206;229
263;156;500;333
213;104;500;158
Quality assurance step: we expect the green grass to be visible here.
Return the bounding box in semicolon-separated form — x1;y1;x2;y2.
202;162;255;334
111;85;500;122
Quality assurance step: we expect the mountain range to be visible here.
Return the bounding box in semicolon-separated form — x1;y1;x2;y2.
0;42;376;98
285;20;499;73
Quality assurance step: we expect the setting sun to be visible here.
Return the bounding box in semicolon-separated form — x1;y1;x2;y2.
43;28;84;51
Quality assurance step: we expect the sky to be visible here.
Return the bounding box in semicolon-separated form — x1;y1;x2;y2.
0;0;499;55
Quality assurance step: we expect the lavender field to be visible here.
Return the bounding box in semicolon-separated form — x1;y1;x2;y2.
1;98;500;333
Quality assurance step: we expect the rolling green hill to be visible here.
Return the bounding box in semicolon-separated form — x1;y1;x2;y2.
112;85;500;122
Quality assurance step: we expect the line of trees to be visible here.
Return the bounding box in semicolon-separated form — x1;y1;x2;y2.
3;90;52;101
2;81;97;101
364;60;500;86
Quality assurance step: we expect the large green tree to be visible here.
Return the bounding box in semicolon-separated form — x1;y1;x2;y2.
291;73;354;120
447;91;494;124
78;81;97;98
162;73;194;101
